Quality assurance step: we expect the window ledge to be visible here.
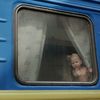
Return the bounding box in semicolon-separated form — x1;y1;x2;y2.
0;90;100;100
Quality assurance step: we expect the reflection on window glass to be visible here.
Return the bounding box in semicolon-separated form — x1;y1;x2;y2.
16;8;96;84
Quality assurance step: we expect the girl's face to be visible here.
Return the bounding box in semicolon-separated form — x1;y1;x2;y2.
71;56;82;68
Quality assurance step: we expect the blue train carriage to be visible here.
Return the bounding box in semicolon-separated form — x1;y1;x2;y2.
0;0;100;99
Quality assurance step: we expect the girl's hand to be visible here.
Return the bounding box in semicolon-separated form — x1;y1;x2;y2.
76;70;81;76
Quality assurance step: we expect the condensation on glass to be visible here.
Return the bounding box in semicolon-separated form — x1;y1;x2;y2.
16;7;97;84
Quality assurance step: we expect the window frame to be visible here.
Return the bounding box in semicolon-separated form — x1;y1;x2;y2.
14;5;98;86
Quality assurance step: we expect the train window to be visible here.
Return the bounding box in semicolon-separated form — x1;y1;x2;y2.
15;7;97;85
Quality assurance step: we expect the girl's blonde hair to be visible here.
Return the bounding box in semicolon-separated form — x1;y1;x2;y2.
67;53;82;65
71;53;80;60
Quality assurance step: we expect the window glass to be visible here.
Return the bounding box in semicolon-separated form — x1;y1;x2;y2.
16;7;97;84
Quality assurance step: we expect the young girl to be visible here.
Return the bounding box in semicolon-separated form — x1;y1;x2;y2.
69;53;92;82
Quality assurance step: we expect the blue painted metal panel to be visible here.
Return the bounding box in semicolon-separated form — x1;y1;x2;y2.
0;0;100;90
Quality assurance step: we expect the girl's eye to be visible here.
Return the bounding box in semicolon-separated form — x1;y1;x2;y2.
72;62;75;64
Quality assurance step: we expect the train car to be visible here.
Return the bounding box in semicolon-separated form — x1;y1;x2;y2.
0;0;100;99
